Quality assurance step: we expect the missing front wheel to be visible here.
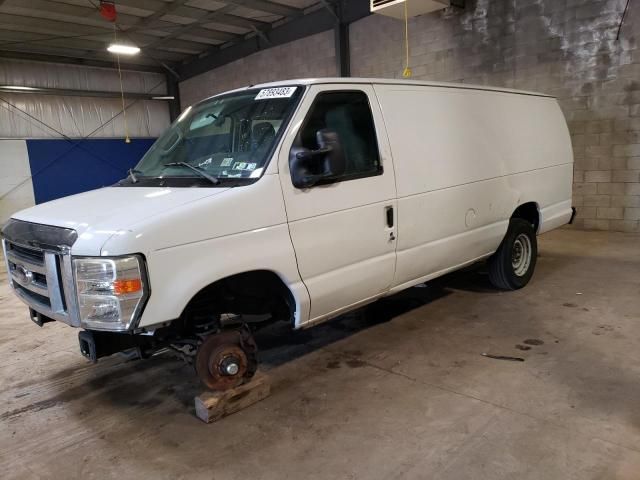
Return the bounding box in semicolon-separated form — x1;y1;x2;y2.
194;326;258;391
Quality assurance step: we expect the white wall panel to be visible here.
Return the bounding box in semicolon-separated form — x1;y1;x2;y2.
0;140;35;224
0;93;169;138
0;59;166;94
0;59;170;139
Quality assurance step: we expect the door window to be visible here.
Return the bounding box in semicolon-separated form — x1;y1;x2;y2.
297;91;382;182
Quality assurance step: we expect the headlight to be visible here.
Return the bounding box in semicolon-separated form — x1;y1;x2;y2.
74;256;148;331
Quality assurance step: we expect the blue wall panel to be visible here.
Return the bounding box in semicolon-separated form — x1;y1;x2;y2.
26;138;155;204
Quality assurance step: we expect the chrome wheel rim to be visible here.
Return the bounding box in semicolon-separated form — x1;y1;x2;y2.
512;233;532;277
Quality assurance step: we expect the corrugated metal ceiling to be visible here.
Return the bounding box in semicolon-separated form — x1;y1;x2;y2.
0;0;323;72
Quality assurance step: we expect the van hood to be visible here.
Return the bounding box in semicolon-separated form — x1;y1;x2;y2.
10;186;230;254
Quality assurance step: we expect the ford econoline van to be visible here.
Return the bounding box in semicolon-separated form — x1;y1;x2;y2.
2;78;575;390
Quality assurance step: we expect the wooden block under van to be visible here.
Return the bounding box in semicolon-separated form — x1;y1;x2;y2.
194;373;271;424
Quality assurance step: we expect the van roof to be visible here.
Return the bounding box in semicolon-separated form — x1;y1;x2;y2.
247;77;552;98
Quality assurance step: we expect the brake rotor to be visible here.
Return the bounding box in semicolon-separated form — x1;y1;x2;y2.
195;329;257;391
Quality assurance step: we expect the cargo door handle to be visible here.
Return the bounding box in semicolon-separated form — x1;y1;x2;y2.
385;206;394;228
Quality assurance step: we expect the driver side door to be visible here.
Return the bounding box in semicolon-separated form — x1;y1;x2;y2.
278;84;398;326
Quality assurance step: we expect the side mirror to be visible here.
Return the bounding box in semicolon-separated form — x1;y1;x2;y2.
290;129;346;188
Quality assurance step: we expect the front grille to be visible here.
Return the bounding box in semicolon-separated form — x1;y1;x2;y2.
5;240;55;309
55;255;67;311
2;221;80;327
14;283;51;307
9;243;45;264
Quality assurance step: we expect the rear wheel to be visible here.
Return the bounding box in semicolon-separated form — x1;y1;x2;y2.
195;327;258;391
488;218;538;290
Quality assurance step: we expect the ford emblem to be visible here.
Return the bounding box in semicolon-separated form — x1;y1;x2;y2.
14;265;34;286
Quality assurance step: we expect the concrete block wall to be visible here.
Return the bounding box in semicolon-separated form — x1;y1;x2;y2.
350;0;640;232
179;31;336;107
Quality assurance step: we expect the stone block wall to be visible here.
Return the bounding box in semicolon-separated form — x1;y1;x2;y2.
179;30;336;107
350;0;640;231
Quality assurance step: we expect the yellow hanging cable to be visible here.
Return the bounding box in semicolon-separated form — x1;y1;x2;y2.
113;23;131;143
402;0;412;78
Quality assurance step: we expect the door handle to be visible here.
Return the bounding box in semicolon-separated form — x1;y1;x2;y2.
385;206;394;228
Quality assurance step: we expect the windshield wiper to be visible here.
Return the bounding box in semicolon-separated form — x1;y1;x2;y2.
127;168;142;184
163;162;220;185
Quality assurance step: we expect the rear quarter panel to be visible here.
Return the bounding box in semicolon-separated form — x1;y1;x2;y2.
373;84;573;289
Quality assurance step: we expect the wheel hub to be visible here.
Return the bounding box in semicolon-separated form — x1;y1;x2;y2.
511;233;532;277
219;353;241;376
195;328;258;391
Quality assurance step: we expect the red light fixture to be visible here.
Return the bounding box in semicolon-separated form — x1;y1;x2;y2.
99;1;117;22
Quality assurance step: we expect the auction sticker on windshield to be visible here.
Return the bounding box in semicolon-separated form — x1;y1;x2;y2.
255;87;297;100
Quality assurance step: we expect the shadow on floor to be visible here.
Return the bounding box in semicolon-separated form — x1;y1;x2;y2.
256;278;454;368
13;256;583;417
21;268;470;414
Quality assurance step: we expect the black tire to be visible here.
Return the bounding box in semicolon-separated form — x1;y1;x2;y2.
488;218;538;290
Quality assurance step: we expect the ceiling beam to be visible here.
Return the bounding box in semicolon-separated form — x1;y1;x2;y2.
1;0;241;43
148;0;264;47
144;4;241;50
195;13;270;31
0;0;313;76
130;0;192;26
0;49;165;73
179;1;371;80
115;0;241;62
0;85;170;100
3;0;148;29
0;29;187;61
0;13;216;52
113;0;242;43
0;42;164;66
116;0;301;19
146;0;298;51
223;0;302;17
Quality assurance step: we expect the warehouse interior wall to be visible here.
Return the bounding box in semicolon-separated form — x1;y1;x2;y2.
0;140;35;226
179;30;336;107
3;2;634;231
179;0;638;232
0;59;169;138
350;0;639;232
0;59;170;224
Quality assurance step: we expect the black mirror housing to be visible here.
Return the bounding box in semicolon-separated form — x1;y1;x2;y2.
289;129;346;188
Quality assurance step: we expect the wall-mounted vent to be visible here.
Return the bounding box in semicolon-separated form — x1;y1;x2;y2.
370;0;452;19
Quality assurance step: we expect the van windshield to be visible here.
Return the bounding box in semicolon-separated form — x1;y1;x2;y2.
125;86;302;187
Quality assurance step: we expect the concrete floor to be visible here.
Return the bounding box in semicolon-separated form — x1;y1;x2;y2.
1;229;640;479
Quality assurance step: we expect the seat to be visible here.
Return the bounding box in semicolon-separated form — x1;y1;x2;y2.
325;106;368;174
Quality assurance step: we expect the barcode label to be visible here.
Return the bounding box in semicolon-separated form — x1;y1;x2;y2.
255;87;297;100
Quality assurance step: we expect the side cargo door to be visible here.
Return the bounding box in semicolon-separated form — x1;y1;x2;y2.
278;84;398;325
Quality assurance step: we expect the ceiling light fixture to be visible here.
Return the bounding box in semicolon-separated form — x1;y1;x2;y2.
107;44;140;55
1;85;41;91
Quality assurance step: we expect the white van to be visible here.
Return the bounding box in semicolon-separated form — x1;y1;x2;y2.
2;78;574;390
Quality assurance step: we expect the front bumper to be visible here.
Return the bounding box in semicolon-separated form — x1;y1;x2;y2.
2;220;81;328
78;330;156;362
